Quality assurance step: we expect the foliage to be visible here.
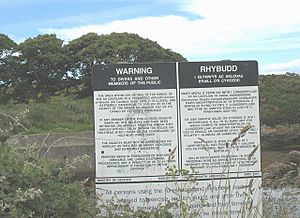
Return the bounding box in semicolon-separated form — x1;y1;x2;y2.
1;73;299;136
0;34;19;103
0;32;187;101
0;95;93;135
16;34;70;102
66;32;187;97
97;198;174;218
165;166;210;218
263;189;299;218
0;114;298;217
259;73;300;126
0;141;99;217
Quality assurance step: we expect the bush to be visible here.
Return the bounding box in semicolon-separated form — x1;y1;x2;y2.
0;142;99;217
259;73;300;126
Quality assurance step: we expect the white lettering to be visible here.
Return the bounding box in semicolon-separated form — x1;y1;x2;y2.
116;67;153;75
199;65;238;73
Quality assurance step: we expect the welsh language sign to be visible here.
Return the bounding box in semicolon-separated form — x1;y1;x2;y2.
93;61;262;217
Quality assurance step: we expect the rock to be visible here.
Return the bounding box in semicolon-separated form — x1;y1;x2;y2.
283;151;300;166
263;151;300;188
264;163;295;178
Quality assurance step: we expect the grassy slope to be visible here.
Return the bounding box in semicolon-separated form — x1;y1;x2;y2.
0;96;93;135
259;73;300;126
0;74;299;137
259;73;300;150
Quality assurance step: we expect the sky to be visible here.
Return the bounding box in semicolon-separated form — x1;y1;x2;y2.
1;0;300;75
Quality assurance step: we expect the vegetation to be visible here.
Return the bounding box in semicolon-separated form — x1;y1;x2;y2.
1;31;299;217
0;32;186;102
0;141;99;217
259;73;300;126
66;32;186;97
0;96;93;136
2;139;298;217
1;31;299;134
1;74;299;137
0;106;298;217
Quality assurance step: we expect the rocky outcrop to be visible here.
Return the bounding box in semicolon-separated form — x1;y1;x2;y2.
263;151;300;188
261;124;300;149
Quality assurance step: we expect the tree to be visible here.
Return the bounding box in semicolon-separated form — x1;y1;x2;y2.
17;34;70;102
1;32;187;101
0;34;18;103
65;33;102;97
66;32;187;97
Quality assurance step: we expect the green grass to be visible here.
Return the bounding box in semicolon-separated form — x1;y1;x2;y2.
1;73;299;138
0;95;93;135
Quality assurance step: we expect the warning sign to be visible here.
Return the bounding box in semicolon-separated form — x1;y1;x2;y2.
93;61;261;216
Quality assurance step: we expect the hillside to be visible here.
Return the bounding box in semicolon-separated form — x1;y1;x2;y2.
260;73;300;126
1;73;299;149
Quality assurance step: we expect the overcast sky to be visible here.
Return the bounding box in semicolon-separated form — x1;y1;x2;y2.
1;0;300;74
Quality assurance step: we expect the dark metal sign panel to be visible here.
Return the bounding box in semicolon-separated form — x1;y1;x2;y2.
93;63;177;91
179;61;258;88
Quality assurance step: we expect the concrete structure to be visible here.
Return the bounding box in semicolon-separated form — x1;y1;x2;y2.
12;131;95;179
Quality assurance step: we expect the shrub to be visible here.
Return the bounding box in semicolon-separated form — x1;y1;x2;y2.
0;142;99;217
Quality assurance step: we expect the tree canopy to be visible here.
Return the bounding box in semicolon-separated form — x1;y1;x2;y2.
0;32;187;102
17;34;70;101
0;34;18;102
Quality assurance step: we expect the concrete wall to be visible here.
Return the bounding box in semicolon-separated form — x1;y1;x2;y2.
12;131;95;179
